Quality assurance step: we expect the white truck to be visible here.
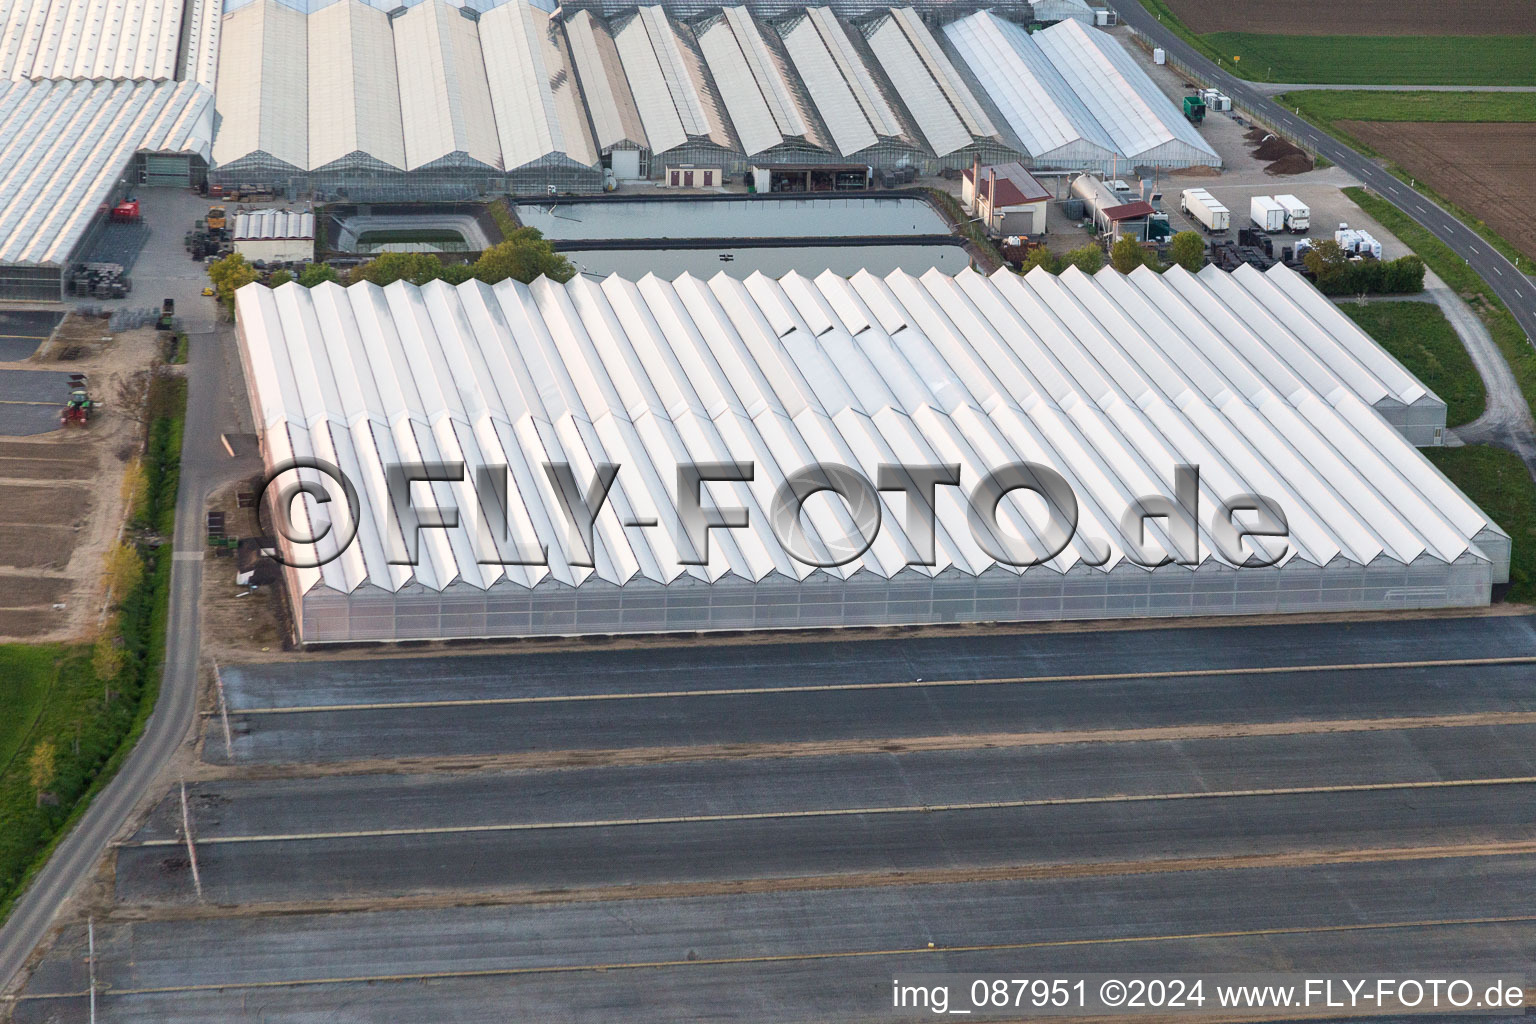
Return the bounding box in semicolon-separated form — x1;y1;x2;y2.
1274;194;1309;233
1182;188;1229;233
1250;196;1286;233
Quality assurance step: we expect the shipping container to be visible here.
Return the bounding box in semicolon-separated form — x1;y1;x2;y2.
1181;188;1229;232
1274;194;1309;233
1250;195;1286;233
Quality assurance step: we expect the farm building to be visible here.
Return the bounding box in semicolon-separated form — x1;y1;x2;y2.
235;263;1502;644
944;11;1119;172
232;209;315;264
198;2;1214;192
0;78;213;300
211;0;604;198
962;162;1051;235
1031;18;1219;168
860;7;1017;170
0;0;221;84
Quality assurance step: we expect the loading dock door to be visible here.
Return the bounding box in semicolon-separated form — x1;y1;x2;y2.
611;150;643;181
144;154;190;186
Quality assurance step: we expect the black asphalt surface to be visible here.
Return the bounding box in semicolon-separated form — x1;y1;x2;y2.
145;723;1536;841
1109;0;1536;347
0;370;70;435
19;859;1536;1023
0;311;60;362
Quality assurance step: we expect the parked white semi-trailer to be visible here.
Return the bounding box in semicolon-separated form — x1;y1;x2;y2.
1275;194;1309;232
1250;196;1286;233
1182;188;1229;233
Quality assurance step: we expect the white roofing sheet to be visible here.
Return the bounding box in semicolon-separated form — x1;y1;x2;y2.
307;0;404;170
394;1;502;170
862;8;993;158
478;0;598;171
0;78;212;266
1034;18;1217;165
233;208;314;240
944;11;1115;165
566;10;648;152
612;6;728;154
235;264;1494;599
697;9;823;157
807;9;902;137
0;0;184;81
212;0;307;170
780;11;894;157
182;0;221;86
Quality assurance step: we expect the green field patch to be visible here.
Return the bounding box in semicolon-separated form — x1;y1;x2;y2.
1341;301;1487;428
0;646;62;771
1281;90;1536;127
1204;33;1536;86
1427;445;1536;602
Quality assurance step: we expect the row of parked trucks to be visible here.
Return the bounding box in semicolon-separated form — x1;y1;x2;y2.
1180;189;1311;235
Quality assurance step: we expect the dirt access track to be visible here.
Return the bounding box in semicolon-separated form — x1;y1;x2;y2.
1163;0;1536;36
1341;120;1536;262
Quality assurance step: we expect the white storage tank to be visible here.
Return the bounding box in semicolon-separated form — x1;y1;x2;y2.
1250;195;1286;233
1153;47;1165;64
1274;194;1309;233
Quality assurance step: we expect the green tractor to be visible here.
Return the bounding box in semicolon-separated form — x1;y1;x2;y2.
61;374;96;427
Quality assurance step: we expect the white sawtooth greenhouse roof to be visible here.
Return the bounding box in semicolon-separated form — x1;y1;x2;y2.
612;6;731;155
1030;0;1094;25
236;262;1498;603
0;78;212;266
393;1;501;170
944;11;1116;168
212;0;307;171
779;8;909;158
0;0;184;81
306;0;404;171
1034;17;1219;167
233;209;314;240
565;10;649;153
479;0;599;172
696;7;824;157
862;7;997;158
182;0;222;86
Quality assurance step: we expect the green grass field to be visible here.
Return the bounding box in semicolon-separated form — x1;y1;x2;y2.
1340;302;1486;428
0;647;63;772
1280;90;1536;128
1428;445;1536;602
1206;33;1536;86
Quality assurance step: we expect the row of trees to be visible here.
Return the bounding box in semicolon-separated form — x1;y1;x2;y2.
1302;239;1426;296
1018;231;1208;277
208;228;575;312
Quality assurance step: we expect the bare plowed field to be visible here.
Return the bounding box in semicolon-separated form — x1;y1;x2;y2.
1341;121;1536;261
1164;0;1535;35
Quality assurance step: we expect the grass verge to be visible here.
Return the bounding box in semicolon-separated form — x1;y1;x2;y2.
0;373;184;924
1428;446;1536;602
1341;301;1486;427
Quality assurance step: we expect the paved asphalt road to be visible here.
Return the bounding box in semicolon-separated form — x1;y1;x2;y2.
1110;0;1536;348
0;191;250;995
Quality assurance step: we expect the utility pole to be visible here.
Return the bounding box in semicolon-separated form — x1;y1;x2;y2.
87;917;96;1024
213;659;234;760
180;780;203;900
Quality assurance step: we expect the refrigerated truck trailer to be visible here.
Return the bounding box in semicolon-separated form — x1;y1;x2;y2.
1182;188;1229;232
1251;196;1286;233
1274;194;1309;232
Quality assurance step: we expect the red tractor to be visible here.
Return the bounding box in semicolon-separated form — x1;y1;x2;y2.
61;375;95;427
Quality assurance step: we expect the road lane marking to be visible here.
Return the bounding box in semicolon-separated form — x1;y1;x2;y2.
16;914;1536;1000
122;775;1536;847
226;654;1536;715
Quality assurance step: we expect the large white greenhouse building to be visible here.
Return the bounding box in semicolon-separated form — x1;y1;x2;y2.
236;264;1505;644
